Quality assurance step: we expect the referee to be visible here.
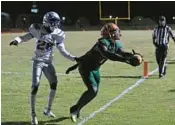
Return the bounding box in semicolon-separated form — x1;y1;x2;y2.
152;15;175;78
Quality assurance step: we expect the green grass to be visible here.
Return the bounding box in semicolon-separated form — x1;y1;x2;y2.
1;31;175;125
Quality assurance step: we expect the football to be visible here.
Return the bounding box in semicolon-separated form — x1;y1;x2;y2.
129;54;143;67
133;54;143;65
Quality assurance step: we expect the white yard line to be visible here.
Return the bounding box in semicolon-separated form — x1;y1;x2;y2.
1;71;79;76
77;57;175;125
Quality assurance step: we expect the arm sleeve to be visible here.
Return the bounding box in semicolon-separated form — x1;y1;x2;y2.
168;26;175;42
14;23;41;44
56;42;76;61
14;33;33;44
115;41;132;58
152;28;158;47
117;48;133;59
54;29;75;61
98;42;128;62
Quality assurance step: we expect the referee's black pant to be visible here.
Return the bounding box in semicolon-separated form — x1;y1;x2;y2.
155;46;168;77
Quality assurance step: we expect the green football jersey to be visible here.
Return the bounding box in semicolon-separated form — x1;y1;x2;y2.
79;38;123;69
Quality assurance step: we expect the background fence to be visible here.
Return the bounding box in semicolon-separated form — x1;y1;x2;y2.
1;12;175;32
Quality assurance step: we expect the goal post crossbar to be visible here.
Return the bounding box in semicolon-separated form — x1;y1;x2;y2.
99;1;131;24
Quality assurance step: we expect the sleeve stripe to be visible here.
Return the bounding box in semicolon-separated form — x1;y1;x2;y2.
57;30;62;34
59;32;65;37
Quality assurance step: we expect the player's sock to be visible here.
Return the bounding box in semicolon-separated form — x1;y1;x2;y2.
47;89;56;110
30;94;36;115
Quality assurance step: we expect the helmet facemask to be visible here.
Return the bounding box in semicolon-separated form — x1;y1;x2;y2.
109;29;121;40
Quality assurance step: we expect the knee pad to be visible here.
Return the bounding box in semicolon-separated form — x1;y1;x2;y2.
31;86;39;95
50;82;57;90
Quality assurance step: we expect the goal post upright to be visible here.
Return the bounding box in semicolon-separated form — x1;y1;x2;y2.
99;1;131;24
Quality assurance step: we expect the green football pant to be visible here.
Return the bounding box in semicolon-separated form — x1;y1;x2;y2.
74;67;100;112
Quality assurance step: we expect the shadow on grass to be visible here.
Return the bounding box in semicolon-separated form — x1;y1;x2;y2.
146;60;175;64
101;75;142;79
1;116;70;125
147;60;155;64
167;61;175;64
147;74;158;79
168;89;175;92
76;75;142;79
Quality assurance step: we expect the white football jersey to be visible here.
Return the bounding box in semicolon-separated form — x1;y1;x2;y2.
29;23;66;62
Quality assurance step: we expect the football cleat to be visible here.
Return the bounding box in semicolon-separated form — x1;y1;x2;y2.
70;105;81;122
43;107;56;118
70;113;77;122
31;114;38;125
159;74;165;79
70;112;82;122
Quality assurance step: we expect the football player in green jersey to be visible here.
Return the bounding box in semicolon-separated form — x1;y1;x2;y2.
66;23;143;122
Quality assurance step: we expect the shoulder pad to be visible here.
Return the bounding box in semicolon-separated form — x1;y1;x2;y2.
29;23;42;38
52;28;63;34
52;28;65;38
115;41;123;48
30;23;42;30
98;38;110;46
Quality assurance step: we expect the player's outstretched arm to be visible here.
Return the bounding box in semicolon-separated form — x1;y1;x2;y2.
56;42;77;62
117;48;133;59
98;43;128;62
9;33;33;46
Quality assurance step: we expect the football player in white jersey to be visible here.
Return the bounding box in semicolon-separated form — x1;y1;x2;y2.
9;11;78;125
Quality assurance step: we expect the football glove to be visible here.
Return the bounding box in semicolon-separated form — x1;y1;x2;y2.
132;49;143;58
9;40;18;46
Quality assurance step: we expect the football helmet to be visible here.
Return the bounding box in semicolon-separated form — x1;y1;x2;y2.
101;23;121;40
43;11;61;31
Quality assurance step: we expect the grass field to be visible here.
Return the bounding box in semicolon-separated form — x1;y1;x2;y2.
1;31;175;125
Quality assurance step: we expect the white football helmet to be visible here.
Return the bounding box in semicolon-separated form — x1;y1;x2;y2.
43;11;61;31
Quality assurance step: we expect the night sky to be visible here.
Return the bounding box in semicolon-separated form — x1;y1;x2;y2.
2;1;175;24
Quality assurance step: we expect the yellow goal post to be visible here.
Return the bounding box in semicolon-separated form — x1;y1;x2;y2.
99;1;131;24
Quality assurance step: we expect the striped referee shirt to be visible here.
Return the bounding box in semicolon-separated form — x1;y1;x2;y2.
152;25;175;47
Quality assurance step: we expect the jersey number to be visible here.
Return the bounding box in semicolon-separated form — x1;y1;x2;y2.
37;40;53;50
